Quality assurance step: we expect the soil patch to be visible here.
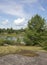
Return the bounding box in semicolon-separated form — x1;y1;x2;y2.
16;50;39;57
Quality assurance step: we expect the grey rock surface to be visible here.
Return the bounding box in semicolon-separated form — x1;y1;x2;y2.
0;52;47;65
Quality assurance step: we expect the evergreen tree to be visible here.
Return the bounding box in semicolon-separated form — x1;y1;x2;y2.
24;14;47;46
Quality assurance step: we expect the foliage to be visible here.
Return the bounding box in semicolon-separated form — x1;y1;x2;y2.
24;14;47;46
3;40;16;45
0;39;5;46
16;37;21;45
0;39;16;46
0;28;25;34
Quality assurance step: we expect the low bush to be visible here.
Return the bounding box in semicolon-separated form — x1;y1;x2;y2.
0;39;5;46
43;46;47;50
3;40;16;45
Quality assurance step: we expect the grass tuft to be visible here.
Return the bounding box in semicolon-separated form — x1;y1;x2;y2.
0;46;46;57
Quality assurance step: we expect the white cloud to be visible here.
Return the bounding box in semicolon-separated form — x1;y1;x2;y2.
2;19;8;25
0;0;25;17
14;18;25;25
39;6;45;11
0;0;38;18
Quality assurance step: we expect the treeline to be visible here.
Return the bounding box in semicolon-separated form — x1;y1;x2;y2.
0;28;25;34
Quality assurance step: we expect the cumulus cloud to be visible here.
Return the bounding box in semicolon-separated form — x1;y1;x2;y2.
2;19;8;25
14;18;25;25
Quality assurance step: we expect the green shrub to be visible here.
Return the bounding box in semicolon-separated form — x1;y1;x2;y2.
4;40;16;45
43;46;47;50
43;41;47;50
0;39;5;46
24;37;33;46
16;37;21;45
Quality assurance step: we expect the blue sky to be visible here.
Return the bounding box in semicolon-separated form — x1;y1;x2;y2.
0;0;47;29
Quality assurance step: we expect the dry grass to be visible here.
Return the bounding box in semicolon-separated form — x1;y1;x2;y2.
0;45;46;57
